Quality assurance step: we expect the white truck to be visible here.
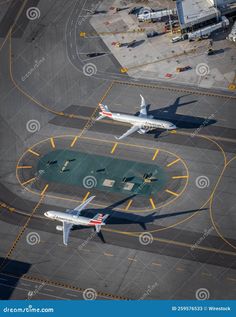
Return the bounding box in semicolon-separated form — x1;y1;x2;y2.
138;9;175;22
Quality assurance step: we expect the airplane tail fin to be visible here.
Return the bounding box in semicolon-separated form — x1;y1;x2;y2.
97;103;112;118
102;214;109;222
140;94;146;108
89;213;109;231
95;224;101;233
139;95;148;117
95;214;109;233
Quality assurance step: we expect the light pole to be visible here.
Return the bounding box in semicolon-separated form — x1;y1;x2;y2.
214;0;219;22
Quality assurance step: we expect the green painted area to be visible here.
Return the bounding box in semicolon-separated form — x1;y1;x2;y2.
37;150;168;196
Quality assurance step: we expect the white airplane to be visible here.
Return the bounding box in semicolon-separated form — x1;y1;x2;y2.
96;95;177;140
44;196;109;245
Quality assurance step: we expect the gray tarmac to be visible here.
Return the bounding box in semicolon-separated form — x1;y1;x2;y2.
0;0;235;300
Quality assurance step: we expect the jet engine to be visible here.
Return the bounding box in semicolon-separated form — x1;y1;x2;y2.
138;128;147;134
56;225;63;231
138;123;154;134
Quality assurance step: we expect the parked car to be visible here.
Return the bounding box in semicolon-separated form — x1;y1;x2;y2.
176;66;191;72
171;36;182;43
146;30;159;38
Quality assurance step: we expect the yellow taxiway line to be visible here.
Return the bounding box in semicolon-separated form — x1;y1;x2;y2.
70;136;78;148
16;166;32;169
41;184;49;196
110;142;118;154
149;198;156;209
152;149;159;161
165;189;179;197
125;200;133;211
172;175;189;179
166;158;180;168
50;138;56;149
83;191;90;201
28;149;40;157
22;177;36;186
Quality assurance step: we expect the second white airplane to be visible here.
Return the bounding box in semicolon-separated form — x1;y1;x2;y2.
44;196;109;245
96;95;177;140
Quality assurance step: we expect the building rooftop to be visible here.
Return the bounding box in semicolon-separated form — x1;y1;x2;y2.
176;0;220;29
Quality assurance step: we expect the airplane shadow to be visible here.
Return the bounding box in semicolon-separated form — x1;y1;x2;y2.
72;195;208;243
135;95;217;132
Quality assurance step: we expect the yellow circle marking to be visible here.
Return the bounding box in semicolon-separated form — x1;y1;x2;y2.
16;135;189;213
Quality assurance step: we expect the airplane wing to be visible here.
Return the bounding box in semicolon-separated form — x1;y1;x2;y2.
63;221;73;245
115;125;140;140
139;94;147;117
72;196;95;216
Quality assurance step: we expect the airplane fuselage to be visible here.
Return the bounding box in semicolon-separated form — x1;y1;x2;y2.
45;211;105;227
101;112;176;130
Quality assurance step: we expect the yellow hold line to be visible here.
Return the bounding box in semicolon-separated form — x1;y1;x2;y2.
41;184;49;196
152;149;159;161
111;142;118;154
166;158;180;167
165;189;179;197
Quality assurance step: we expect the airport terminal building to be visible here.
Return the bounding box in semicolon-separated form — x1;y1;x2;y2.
176;0;236;32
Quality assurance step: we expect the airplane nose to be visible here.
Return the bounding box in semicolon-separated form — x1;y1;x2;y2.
44;212;49;217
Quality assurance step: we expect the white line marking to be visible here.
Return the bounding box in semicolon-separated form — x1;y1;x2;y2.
45;288;54;292
20;282;30;287
66;293;77;297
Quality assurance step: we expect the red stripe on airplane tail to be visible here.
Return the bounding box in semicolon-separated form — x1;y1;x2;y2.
102;111;112;117
89;221;102;225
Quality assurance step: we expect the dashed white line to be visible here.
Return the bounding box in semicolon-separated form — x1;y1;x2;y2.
20;282;30;287
66;293;77;297
44;288;54;292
